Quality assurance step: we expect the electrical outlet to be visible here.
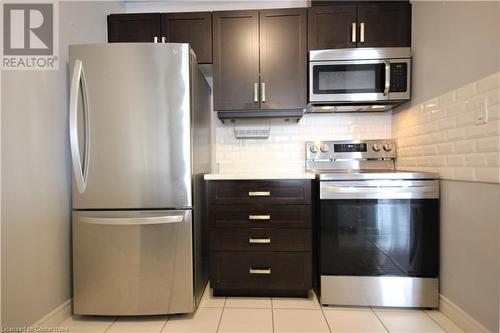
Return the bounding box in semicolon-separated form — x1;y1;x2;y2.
475;99;488;125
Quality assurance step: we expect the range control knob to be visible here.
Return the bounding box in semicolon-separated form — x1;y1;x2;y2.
309;145;319;153
372;144;381;152
383;144;393;152
320;144;330;153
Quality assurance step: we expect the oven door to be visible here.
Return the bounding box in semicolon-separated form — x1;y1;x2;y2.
319;180;439;278
309;59;410;103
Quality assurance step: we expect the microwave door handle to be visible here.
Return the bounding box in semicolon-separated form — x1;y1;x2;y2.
384;60;391;97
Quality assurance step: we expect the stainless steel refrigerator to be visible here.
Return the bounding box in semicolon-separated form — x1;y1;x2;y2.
68;43;211;315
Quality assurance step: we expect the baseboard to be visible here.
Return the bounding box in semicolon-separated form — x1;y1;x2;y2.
439;295;491;333
32;299;72;328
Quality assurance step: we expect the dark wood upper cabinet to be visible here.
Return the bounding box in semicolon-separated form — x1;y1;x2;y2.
212;10;260;111
108;12;213;63
308;4;356;50
259;8;307;110
161;12;212;64
213;8;307;112
308;2;411;50
356;3;411;48
107;13;160;43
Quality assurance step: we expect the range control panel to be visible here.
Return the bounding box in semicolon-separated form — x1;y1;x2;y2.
334;143;367;153
306;139;397;161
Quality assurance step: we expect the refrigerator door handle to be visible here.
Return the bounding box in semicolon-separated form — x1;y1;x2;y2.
69;59;90;194
80;215;184;226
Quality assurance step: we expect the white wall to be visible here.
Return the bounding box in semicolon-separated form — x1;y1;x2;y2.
1;1;124;327
440;180;500;332
393;2;500;331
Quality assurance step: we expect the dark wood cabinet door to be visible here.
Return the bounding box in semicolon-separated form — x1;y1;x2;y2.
107;13;160;43
161;12;212;64
213;10;260;111
259;8;307;110
308;4;356;50
356;3;411;48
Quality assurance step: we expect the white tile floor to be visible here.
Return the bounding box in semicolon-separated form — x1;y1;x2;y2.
59;285;464;333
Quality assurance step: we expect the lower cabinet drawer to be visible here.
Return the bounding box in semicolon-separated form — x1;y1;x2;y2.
210;252;312;292
210;228;311;252
210;205;312;228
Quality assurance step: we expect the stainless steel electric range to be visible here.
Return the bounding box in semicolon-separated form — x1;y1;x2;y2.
306;139;440;308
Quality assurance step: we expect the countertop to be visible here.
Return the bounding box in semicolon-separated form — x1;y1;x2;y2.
204;173;316;180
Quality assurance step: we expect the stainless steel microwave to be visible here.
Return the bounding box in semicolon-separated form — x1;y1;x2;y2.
308;48;411;112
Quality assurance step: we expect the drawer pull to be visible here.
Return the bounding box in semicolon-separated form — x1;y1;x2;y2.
249;267;272;275
249;238;271;244
248;191;270;197
248;214;271;220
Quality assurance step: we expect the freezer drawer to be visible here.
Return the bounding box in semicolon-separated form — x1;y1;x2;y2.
73;210;194;315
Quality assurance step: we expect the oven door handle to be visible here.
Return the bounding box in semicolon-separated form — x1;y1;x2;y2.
320;181;439;200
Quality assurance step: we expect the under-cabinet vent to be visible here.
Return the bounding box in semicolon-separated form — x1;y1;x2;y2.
234;128;270;140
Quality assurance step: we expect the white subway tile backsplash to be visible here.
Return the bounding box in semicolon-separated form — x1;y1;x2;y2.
465;153;490;167
430;156;446;166
455;112;475;126
216;113;392;173
455;82;477;100
446;155;465;167
438;91;456;106
438;117;456;130
476;167;500;183
430;108;447;121
447;128;466;141
476;137;500;152
393;71;500;184
446;101;467;116
438;167;455;179
438;143;455;155
486;88;500;105
454;140;476;153
489;104;500;121
454;167;476;182
476;73;500;93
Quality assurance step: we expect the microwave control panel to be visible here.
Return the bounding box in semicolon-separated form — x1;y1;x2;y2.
390;63;408;92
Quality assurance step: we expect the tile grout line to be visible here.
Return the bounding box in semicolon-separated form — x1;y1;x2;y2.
159;315;169;333
215;296;227;333
102;317;118;333
320;307;333;333
370;306;390;333
271;298;275;333
423;309;451;333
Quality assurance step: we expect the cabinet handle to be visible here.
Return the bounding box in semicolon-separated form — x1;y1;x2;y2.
249;214;271;220
161;36;166;43
249;267;271;275
351;22;357;43
153;36;158;43
360;23;365;43
261;82;266;103
249;238;271;244
253;83;258;103
248;191;270;197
